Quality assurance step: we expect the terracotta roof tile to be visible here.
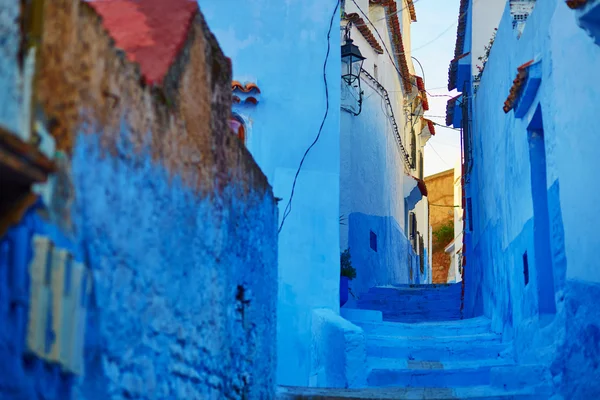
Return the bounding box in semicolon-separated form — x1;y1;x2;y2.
446;94;461;126
503;60;534;113
424;118;436;136
88;0;198;85
448;0;469;90
415;76;429;111
566;0;588;9
406;0;418;22
346;13;384;54
370;0;417;21
232;81;261;93
383;0;413;92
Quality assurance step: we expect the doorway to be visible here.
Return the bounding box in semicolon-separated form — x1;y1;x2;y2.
527;106;556;315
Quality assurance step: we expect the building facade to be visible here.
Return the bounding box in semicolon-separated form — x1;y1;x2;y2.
424;169;454;283
0;0;278;398
198;0;344;387
447;0;600;397
340;0;433;297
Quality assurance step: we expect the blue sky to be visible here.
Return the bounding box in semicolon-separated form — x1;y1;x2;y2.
410;0;461;177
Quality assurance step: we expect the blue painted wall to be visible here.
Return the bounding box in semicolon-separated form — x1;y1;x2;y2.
197;0;342;386
70;130;278;399
463;0;600;396
0;205;78;399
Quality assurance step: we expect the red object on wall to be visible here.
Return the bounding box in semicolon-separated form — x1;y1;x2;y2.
88;0;199;85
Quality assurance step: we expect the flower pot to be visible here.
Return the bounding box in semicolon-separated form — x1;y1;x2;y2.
340;276;350;307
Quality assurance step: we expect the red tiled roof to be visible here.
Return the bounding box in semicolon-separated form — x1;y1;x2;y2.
232;95;259;105
88;0;198;85
503;60;534;113
232;81;261;93
370;0;417;21
565;0;588;9
383;0;413;92
424;118;436;136
406;0;418;22
446;94;461;126
346;13;384;54
448;0;469;90
415;76;429;111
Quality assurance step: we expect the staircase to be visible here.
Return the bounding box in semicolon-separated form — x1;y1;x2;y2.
279;284;553;399
356;284;462;322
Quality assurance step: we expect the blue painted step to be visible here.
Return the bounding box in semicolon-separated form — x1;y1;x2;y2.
367;358;515;388
351;316;493;337
367;336;513;362
278;384;553;399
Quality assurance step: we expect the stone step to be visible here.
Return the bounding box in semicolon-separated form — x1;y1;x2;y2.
383;314;462;323
366;332;502;345
367;358;514;388
353;317;493;337
277;385;552;399
367;335;513;362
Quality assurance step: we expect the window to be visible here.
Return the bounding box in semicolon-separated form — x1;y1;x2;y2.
418;151;424;180
370;230;378;252
408;212;417;250
523;252;529;286
374;64;378;81
411;133;417;170
419;234;425;274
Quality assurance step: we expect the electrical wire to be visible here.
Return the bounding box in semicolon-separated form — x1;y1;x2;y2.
278;0;340;234
349;0;439;99
427;142;453;168
375;0;422;22
412;0;480;53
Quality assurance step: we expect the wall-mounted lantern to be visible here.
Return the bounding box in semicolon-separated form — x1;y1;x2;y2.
341;35;365;85
341;24;365;116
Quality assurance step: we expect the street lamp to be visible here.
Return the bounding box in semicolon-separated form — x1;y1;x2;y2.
341;37;365;85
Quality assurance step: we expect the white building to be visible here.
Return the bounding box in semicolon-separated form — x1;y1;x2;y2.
446;161;463;284
340;0;433;299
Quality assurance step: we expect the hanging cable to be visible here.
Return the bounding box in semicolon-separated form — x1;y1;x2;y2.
349;0;451;99
278;0;340;234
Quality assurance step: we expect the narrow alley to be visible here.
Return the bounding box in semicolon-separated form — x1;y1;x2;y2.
279;283;551;399
1;0;599;399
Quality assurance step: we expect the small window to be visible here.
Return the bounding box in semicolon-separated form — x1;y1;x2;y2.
370;230;378;252
374;64;379;81
523;252;529;286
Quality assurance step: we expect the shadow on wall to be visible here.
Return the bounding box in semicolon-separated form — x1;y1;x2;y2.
346;212;415;298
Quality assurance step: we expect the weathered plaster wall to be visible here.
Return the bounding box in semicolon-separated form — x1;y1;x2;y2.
1;1;278;398
425;169;454;229
465;0;600;396
198;0;341;387
0;0;22;134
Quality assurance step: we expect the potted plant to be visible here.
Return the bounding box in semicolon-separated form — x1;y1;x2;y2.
340;248;356;307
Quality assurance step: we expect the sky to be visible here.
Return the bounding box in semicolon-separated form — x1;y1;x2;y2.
410;0;462;177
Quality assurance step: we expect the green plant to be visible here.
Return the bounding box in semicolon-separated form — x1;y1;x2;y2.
340;248;356;280
433;220;454;246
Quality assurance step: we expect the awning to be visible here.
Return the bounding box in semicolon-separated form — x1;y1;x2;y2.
404;175;428;211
